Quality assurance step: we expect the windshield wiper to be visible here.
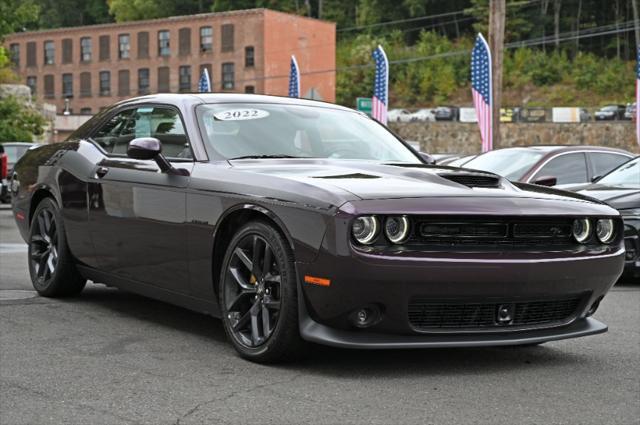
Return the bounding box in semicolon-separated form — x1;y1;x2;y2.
228;154;309;160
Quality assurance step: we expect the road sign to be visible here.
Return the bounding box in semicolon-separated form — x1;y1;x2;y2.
356;97;372;116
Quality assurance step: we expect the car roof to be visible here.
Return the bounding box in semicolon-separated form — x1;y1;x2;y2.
490;145;631;154
116;93;356;112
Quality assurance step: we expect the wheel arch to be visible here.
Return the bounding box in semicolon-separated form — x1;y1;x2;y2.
29;187;59;224
211;204;297;299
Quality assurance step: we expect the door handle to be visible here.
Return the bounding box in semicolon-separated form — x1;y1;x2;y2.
95;166;109;178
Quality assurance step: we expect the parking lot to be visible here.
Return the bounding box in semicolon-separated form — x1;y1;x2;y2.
1;204;639;425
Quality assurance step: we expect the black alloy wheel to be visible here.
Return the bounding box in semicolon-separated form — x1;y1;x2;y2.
220;221;305;362
28;198;86;297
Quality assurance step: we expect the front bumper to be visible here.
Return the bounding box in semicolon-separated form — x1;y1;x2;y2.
300;316;607;349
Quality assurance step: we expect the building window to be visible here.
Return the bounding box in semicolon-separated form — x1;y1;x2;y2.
80;107;92;115
80;72;91;97
26;42;36;67
62;39;73;64
62;73;73;98
99;71;110;96
118;34;130;59
137;31;149;59
245;46;254;67
26;76;36;95
158;66;170;92
99;35;110;61
118;70;130;96
44;41;55;65
178;28;191;56
179;66;191;92
221;24;234;52
244;85;255;94
158;30;170;57
9;44;19;67
80;37;92;62
138;68;150;95
222;62;234;90
44;75;54;98
200;26;212;52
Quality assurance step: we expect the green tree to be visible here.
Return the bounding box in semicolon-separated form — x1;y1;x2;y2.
0;96;47;142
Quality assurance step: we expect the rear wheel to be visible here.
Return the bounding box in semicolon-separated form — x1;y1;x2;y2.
28;198;86;297
219;221;306;363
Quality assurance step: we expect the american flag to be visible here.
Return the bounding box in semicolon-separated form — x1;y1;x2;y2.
288;55;300;98
471;34;493;152
636;46;639;146
372;45;389;124
198;68;211;93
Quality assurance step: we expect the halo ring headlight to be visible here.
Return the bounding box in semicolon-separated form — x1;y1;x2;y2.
572;218;591;243
384;216;410;244
352;216;379;245
595;219;615;244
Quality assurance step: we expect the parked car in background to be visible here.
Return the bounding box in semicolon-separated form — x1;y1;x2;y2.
1;142;39;203
624;103;636;121
462;146;633;187
580;108;590;122
434;106;459;121
446;154;477;167
410;108;435;122
594;105;626;121
387;109;413;123
564;157;640;280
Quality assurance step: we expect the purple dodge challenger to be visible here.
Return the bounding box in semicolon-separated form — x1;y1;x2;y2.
10;94;624;362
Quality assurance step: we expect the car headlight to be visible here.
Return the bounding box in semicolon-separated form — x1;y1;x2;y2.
384;216;410;244
352;216;379;245
620;208;640;218
595;219;616;243
572;218;591;243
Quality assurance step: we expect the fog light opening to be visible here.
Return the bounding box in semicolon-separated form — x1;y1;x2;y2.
350;304;382;328
587;296;604;317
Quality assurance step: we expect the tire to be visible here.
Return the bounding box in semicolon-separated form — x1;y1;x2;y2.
28;197;86;297
219;220;306;363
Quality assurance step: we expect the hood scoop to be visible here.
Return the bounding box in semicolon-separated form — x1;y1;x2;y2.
438;172;501;188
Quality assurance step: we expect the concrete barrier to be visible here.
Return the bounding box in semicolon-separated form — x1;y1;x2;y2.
389;121;639;155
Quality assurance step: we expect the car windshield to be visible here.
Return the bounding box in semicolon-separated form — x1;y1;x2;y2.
196;103;421;163
602;106;617;112
597;157;640;188
3;145;30;165
462;149;546;180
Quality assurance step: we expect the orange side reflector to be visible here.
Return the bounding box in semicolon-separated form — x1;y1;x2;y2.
304;275;331;287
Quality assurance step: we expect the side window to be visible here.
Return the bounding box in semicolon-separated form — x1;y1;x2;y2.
534;153;588;185
92;109;136;154
92;106;192;159
590;153;629;178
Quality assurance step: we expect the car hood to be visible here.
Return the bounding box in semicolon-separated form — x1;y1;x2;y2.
569;184;640;210
229;159;601;205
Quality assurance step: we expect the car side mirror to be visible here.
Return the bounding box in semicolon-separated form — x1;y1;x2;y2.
591;175;601;183
532;175;557;187
419;152;436;165
127;137;189;176
127;137;161;160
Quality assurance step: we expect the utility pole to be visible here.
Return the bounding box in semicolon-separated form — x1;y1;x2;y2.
488;0;505;149
632;0;640;52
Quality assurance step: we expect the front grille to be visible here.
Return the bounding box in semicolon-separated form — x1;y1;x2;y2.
408;297;582;331
410;216;576;248
438;173;500;188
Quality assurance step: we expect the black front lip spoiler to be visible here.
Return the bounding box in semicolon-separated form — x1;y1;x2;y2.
299;316;607;349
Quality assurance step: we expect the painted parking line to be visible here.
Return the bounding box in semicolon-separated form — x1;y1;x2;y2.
0;243;28;254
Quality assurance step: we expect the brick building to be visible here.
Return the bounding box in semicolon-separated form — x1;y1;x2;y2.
4;9;336;115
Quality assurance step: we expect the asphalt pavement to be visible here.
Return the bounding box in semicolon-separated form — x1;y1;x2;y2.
1;204;639;425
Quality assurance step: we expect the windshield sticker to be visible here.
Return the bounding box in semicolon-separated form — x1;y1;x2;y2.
213;109;270;121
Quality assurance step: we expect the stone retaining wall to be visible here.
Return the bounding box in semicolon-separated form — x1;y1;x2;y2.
389;122;639;155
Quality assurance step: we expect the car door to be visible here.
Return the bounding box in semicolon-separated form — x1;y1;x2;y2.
87;104;194;294
529;152;589;186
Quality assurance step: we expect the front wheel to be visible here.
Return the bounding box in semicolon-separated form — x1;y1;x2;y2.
219;221;306;363
28;198;86;297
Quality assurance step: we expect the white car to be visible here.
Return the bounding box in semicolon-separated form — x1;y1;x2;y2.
387;109;413;123
410;108;435;122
